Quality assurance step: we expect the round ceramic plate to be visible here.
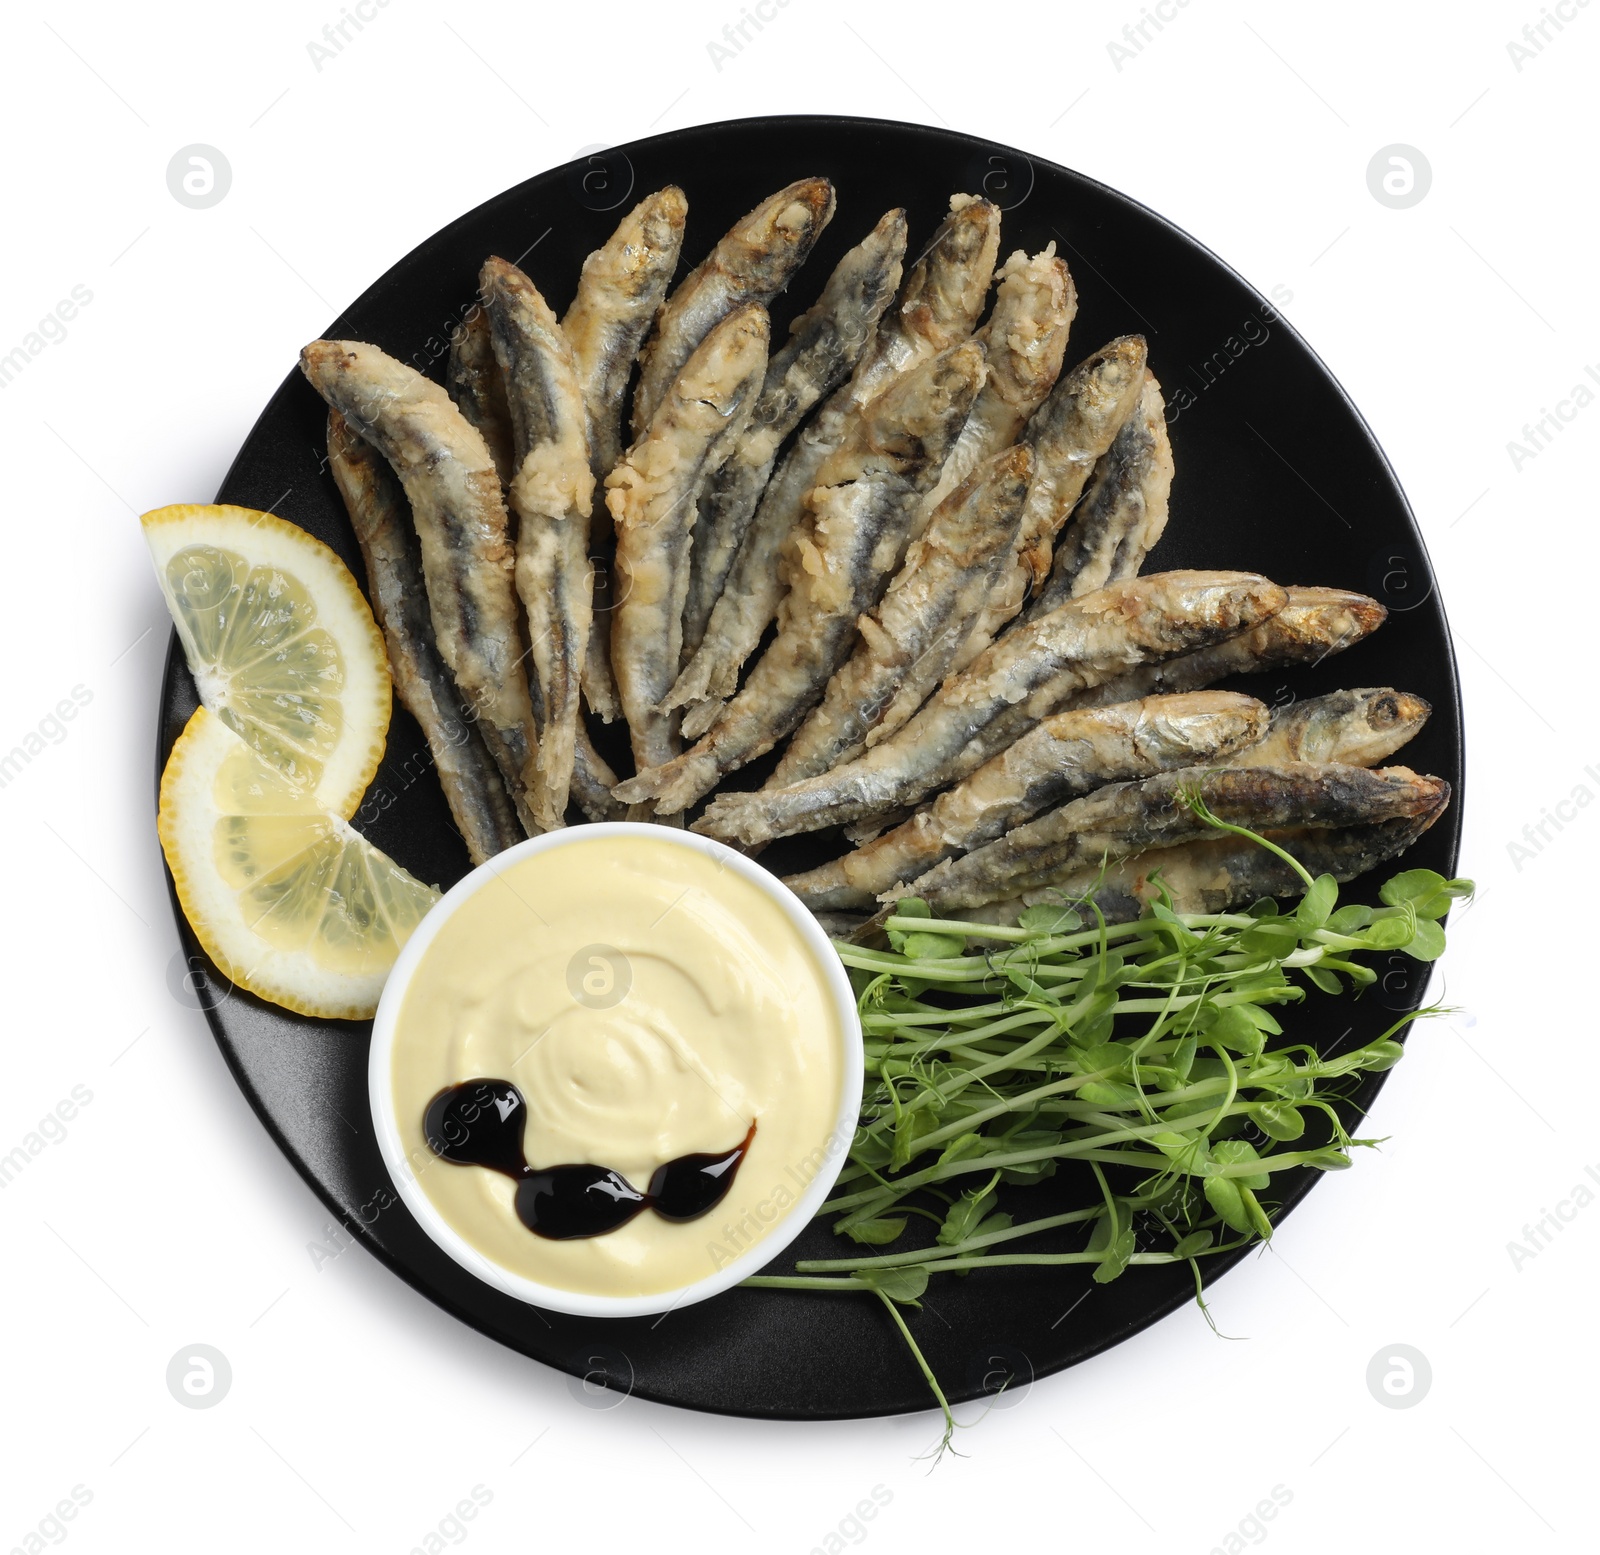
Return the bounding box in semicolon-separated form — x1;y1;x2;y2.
157;114;1463;1420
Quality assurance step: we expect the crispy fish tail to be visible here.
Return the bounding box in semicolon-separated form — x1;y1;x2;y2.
327;410;524;865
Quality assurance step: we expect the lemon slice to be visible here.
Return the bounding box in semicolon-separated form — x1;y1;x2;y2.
143;503;390;819
159;706;440;1020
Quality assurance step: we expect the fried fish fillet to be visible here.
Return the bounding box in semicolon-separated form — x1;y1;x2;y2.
693;570;1288;846
952;335;1148;672
1063;586;1387;710
972;808;1450;926
667;194;1002;726
608;303;770;775
615;338;987;813
299;339;543;833
913;245;1074;527
562;186;689;725
768;442;1033;789
630;177;833;438
481;256;597;831
1022;369;1173;621
327;409;523;865
901;762;1450;914
681;207;908;659
782;689;1269;910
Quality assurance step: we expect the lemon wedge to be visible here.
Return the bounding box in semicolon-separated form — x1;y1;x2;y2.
143;503;390;819
159;706;440;1020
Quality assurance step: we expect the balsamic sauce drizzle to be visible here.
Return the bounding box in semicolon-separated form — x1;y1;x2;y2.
423;1079;756;1240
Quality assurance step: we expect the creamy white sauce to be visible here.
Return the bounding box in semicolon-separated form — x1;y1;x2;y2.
390;833;847;1297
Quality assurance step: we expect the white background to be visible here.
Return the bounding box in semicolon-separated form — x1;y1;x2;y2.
0;0;1593;1550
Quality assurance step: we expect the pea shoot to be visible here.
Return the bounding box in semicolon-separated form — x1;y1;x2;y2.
745;815;1471;1455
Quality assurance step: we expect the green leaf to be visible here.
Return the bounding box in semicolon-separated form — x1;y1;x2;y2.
858;1264;929;1305
1380;870;1473;920
1078;1080;1142;1107
1018;903;1082;935
1172;1229;1214;1259
937;1183;998;1247
935;1132;989;1168
973;1211;1014;1240
842;1216;907;1246
1209;1139;1270;1189
900;931;967;960
1093;1226;1137;1283
1204;1174;1251;1233
1239;1185;1275;1240
1169;1034;1197;1079
1254;1101;1305;1141
1303;964;1342;995
1355;1039;1406;1072
1302;1147;1352;1171
1205;1004;1266;1057
1359;914;1418;951
1406;919;1447;962
1297;873;1338;930
1326;904;1374;934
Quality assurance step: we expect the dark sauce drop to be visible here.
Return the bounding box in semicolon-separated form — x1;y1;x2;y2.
422;1079;756;1241
516;1166;646;1240
423;1079;528;1178
647;1123;756;1222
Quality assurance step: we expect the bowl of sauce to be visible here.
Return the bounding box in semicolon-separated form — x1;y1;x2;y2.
368;824;862;1318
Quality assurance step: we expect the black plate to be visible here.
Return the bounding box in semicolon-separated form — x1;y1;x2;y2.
158;114;1463;1420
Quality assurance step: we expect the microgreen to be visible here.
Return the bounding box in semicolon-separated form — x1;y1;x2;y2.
745;820;1472;1459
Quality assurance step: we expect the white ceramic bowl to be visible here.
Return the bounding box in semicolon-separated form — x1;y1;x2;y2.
368;822;863;1319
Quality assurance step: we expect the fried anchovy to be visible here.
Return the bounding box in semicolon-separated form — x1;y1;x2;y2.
681;207;908;660
693;570;1287;846
630;176;833;439
668;195;1002;727
975;808;1450;926
784;689;1269;910
1064;585;1387;710
608;303;770;775
952;334;1148;673
1022;369;1174;623
561;186;689;725
445;307;515;485
481;256;597;831
913;245;1074;528
326;410;523;865
769;442;1033;789
616;338;987;813
1227;687;1430;768
564;185;689;483
299;339;542;832
903;762;1450;914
